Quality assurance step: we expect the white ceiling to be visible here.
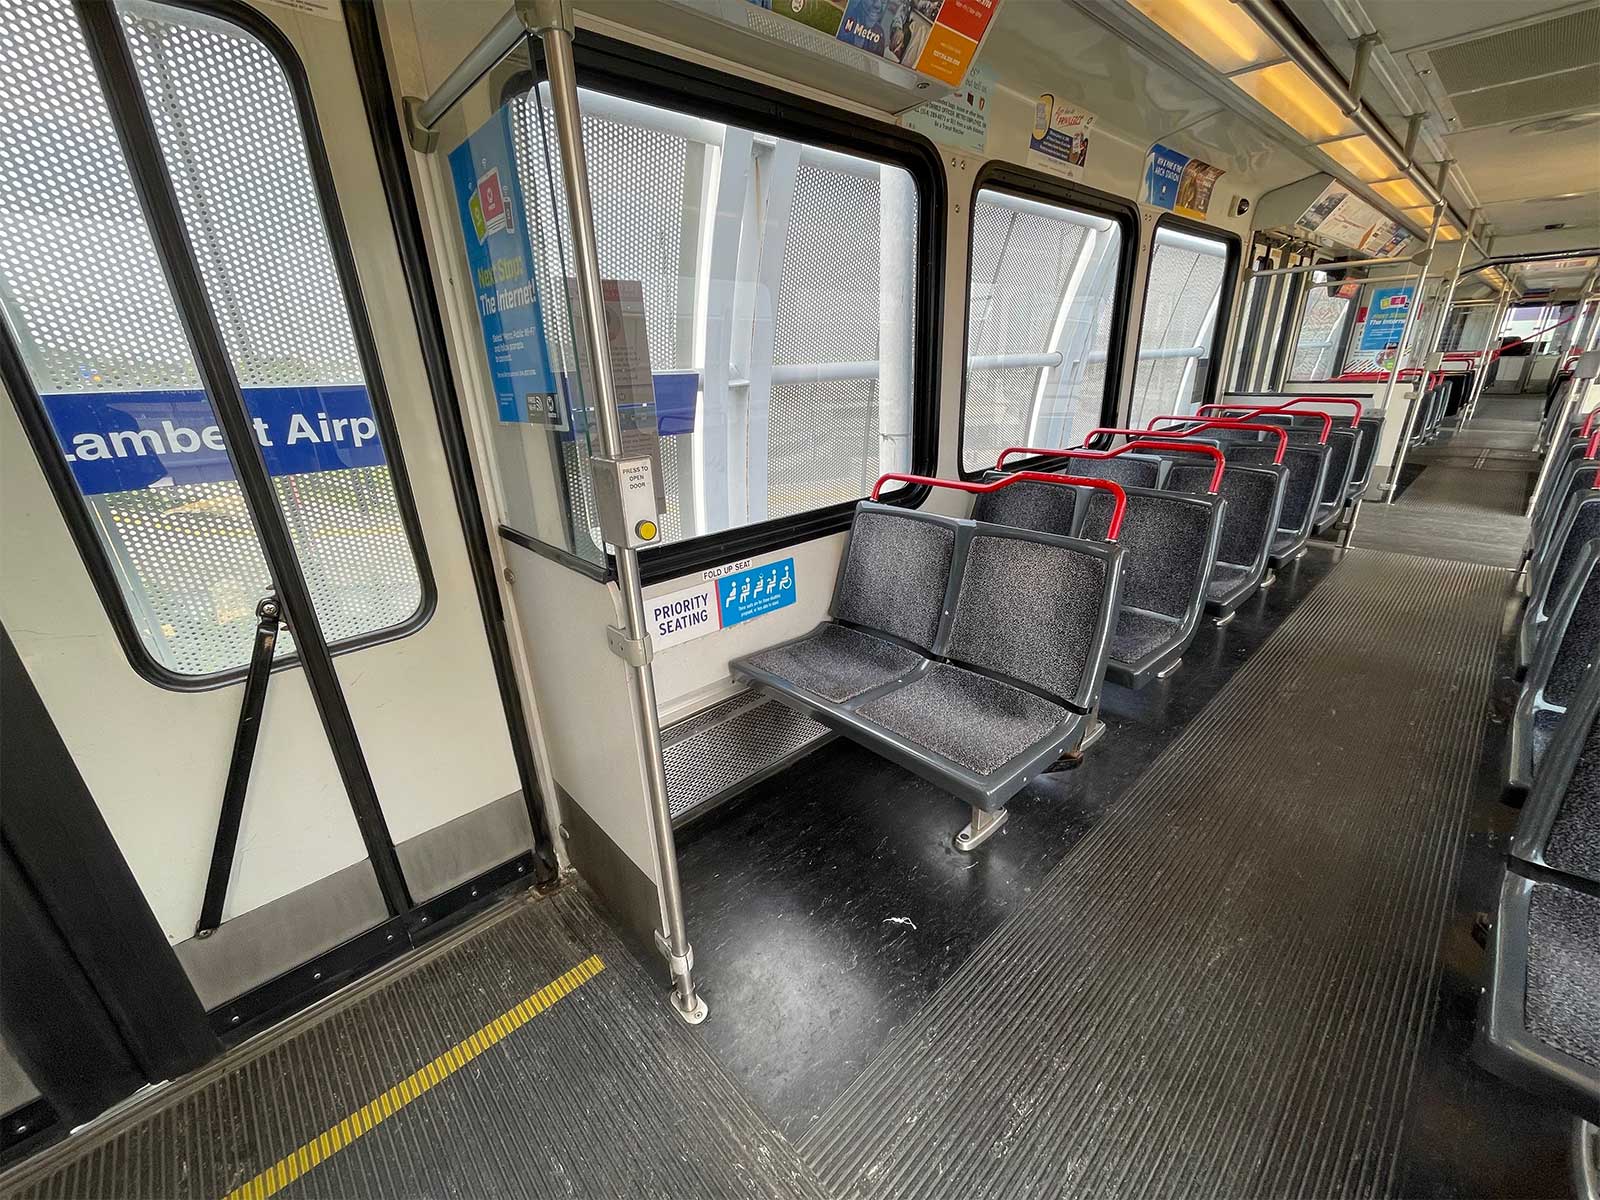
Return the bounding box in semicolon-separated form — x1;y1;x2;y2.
1289;0;1600;248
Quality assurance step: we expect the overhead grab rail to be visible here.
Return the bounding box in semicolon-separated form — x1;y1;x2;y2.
997;432;1226;493
1216;396;1363;426
1191;403;1332;443
1145;416;1290;464
196;595;281;938
871;472;1128;541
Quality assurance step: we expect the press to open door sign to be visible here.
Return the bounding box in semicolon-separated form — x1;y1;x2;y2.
647;558;798;650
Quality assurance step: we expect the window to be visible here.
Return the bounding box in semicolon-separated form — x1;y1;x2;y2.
465;68;930;570
1288;283;1354;379
1128;221;1233;426
961;185;1126;474
0;0;428;681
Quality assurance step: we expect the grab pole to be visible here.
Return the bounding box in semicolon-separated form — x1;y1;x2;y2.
527;0;705;1023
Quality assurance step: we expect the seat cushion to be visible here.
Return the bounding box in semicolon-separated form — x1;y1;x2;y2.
740;624;923;704
1108;609;1180;664
855;663;1067;776
1270;531;1300;557
1207;561;1255;603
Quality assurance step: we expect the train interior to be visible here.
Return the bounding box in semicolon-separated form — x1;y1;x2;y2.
2;0;1600;1195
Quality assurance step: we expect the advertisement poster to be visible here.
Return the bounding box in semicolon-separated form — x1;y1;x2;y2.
1028;93;1095;181
1296;180;1411;257
1142;143;1225;218
899;61;993;151
447;108;562;429
647;557;798;650
1359;285;1414;352
742;0;998;86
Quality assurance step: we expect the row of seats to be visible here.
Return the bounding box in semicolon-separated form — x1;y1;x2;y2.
1336;369;1447;445
1479;408;1600;1123
730;400;1381;848
1478;409;1593;1126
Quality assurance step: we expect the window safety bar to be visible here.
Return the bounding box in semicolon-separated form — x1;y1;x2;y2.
1146;417;1290;464
871;472;1128;541
1197;403;1332;443
196;595;281;939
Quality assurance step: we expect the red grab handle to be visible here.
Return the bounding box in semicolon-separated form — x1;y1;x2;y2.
1197;403;1332;443
1146;415;1289;464
1029;430;1226;492
871;471;1128;541
1267;396;1362;426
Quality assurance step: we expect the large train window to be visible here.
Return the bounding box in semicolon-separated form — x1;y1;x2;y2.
1127;219;1236;425
476;62;935;575
960;180;1129;474
1287;280;1356;379
0;0;430;684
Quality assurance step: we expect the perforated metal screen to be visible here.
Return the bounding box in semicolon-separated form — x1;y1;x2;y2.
0;0;424;678
963;192;1119;471
494;85;920;554
1129;232;1228;425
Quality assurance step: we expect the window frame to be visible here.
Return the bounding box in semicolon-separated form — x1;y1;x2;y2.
956;162;1140;480
1127;212;1240;422
506;31;946;585
2;0;436;691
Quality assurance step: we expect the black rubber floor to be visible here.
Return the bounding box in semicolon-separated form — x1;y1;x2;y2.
0;888;827;1200
798;549;1508;1199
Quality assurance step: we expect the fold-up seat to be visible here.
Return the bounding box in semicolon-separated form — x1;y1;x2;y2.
1509;538;1600;794
732;501;1123;849
1164;461;1286;619
1478;667;1600;1123
1075;485;1224;686
1522;490;1600;666
1226;441;1328;566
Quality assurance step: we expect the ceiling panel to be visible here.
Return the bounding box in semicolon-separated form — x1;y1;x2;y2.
1446;66;1600;130
1426;6;1600;91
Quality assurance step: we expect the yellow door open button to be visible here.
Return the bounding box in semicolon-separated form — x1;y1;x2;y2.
635;519;658;541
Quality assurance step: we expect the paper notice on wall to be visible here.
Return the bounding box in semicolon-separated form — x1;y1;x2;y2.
1142;143;1225;218
1028;94;1094;181
899;62;993;151
567;278;666;512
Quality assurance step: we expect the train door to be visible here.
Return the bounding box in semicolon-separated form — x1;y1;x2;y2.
0;0;555;1061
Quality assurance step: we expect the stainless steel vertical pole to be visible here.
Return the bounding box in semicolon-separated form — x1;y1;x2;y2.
1423;231;1473;428
1464;285;1511;423
523;0;706;1023
1381;166;1448;504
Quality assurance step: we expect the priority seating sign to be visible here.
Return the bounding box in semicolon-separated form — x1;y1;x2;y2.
647;557;796;650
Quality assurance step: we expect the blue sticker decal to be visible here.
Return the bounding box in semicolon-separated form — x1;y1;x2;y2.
716;558;797;628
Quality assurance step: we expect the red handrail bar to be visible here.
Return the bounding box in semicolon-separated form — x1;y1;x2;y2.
1210;396;1363;426
1192;402;1331;443
870;471;1127;541
994;438;1224;493
1589;428;1600;460
1582;409;1600;438
1144;416;1289;464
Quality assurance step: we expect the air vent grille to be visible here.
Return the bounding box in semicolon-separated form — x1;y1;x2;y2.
1448;66;1600;130
1427;7;1600;94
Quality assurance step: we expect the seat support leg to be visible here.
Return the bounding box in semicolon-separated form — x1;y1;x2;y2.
1260;570;1277;590
1156;658;1183;680
954;805;1008;852
1212;609;1236;627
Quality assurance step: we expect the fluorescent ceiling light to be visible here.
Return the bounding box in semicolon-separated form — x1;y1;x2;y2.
1319;134;1397;182
1372;177;1430;209
1437;222;1462;241
1231;61;1360;142
1128;0;1280;73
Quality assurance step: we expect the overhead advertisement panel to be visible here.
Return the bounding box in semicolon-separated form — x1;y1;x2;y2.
660;0;1002;105
1295;180;1411;258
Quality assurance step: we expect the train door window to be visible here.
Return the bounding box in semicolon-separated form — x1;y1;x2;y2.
960;184;1127;473
1128;221;1234;425
1288;282;1355;379
0;0;429;682
479;76;928;568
